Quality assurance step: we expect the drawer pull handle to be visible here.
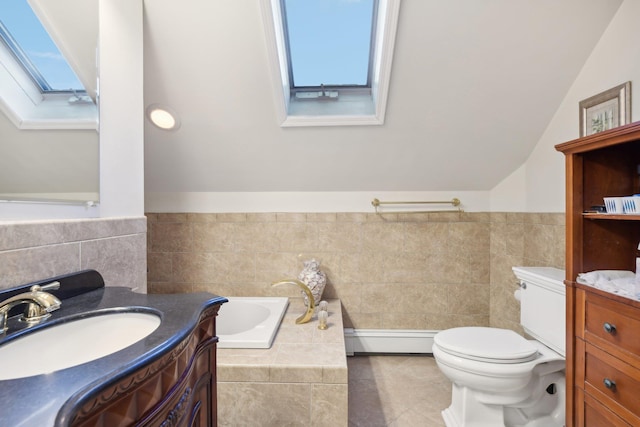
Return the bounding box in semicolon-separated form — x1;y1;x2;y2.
603;322;617;334
603;378;616;390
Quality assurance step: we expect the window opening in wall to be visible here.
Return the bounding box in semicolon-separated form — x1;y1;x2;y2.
282;0;377;96
0;0;85;93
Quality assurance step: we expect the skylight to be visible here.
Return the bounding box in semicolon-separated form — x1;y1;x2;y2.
0;0;84;93
0;0;96;129
261;0;400;127
282;0;376;89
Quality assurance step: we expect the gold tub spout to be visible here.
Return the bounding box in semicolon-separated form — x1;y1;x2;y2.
271;279;315;324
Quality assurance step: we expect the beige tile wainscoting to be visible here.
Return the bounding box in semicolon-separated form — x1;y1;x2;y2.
217;299;348;426
0;217;147;291
0;212;564;426
147;212;564;332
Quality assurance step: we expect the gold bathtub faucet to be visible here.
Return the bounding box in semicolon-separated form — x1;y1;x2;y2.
271;279;315;324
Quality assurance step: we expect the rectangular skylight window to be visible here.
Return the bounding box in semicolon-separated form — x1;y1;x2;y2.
261;0;399;126
282;0;377;89
0;0;84;92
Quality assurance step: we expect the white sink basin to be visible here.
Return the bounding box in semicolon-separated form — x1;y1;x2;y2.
0;311;161;380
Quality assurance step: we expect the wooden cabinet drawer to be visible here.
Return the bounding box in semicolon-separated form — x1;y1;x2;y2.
584;343;640;425
584;393;632;427
584;292;640;360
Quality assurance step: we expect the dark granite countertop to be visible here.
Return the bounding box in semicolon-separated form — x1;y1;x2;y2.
0;285;226;427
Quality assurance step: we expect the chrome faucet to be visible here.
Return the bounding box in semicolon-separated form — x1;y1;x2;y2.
0;281;62;333
272;279;315;324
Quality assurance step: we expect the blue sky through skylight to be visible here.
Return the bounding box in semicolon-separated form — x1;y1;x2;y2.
0;0;84;91
284;0;375;88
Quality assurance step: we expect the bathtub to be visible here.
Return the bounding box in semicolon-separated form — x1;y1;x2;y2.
216;297;289;349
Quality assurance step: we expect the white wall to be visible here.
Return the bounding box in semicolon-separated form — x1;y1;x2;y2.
0;0;144;220
492;0;640;212
146;191;491;213
98;0;145;217
489;165;526;212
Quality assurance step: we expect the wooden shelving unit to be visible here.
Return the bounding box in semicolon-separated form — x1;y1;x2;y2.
556;122;640;426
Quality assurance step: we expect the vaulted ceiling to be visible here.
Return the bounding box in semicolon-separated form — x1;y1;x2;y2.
15;0;617;199
142;0;623;194
2;0;626;198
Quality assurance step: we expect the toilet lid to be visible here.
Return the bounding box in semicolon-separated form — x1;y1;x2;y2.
434;327;539;363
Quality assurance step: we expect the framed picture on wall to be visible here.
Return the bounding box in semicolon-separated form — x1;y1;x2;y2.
579;81;631;137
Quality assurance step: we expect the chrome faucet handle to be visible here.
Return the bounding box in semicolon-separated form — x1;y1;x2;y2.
23;281;62;321
30;281;60;293
0;281;62;332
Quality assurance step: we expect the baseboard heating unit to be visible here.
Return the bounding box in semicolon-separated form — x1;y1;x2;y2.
344;328;438;355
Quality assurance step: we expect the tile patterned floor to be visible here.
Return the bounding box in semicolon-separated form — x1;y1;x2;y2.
348;355;452;427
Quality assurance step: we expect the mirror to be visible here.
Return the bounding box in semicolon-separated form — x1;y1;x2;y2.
0;0;98;205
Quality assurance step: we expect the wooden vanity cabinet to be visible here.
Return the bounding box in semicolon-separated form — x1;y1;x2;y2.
70;305;221;427
556;122;640;427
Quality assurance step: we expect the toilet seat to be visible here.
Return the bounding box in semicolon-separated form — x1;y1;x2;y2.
434;327;539;364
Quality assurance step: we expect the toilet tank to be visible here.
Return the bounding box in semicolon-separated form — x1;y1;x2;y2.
512;266;566;357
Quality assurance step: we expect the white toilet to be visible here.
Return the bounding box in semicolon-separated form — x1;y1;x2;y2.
432;267;566;427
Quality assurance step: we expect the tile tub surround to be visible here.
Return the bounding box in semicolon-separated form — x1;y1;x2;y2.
217;299;348;427
0;217;147;292
147;212;492;331
147;212;565;333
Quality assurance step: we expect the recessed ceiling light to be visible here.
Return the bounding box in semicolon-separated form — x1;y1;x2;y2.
146;104;180;130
